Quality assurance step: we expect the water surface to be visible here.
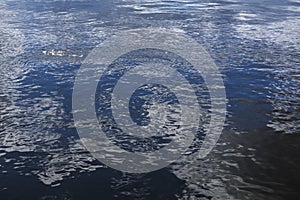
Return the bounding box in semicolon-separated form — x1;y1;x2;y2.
0;0;299;199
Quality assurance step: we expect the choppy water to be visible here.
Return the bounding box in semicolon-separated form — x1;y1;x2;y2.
0;0;299;199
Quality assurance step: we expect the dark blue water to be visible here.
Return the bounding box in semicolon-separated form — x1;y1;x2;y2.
0;0;299;199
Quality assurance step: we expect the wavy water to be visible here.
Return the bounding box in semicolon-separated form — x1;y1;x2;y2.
0;0;299;199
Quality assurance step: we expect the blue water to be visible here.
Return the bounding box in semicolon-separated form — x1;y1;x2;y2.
0;0;299;199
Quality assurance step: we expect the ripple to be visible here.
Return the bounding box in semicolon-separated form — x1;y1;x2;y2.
0;0;300;199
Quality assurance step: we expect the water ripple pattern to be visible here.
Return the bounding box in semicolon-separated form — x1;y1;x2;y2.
0;0;299;199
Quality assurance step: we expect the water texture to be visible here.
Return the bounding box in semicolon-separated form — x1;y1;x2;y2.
0;0;299;199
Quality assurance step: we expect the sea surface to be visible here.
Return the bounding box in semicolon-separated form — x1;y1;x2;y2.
0;0;299;199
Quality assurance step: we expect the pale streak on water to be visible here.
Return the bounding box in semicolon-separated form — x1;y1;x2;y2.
0;0;299;199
